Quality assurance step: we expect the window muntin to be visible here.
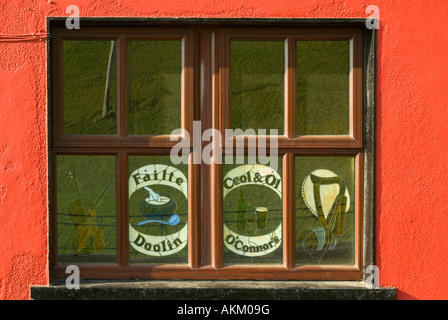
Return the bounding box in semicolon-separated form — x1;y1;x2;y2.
50;25;365;280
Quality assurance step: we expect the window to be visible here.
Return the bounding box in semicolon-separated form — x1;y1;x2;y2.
50;22;366;280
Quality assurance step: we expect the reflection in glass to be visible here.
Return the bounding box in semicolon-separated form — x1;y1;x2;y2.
296;41;350;135
128;156;188;264
63;40;117;135
231;41;284;135
57;155;117;264
129;40;182;135
295;157;355;266
223;158;283;265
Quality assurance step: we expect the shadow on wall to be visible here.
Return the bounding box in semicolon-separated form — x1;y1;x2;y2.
397;290;418;300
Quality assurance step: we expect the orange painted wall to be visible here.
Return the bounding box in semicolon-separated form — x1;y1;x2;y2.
0;0;447;300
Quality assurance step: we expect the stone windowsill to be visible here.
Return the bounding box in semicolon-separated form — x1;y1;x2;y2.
31;280;396;300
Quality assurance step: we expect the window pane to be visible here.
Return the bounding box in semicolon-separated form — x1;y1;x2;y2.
231;41;284;135
223;158;283;265
128;40;182;135
57;155;117;264
295;156;355;265
296;41;350;135
63;40;117;135
128;156;188;264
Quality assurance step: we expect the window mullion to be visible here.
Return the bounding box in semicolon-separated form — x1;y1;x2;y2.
188;153;201;268
118;35;128;139
283;153;296;268
197;28;215;267
117;151;129;267
285;36;296;139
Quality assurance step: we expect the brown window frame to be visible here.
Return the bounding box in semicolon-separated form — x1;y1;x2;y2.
50;23;365;281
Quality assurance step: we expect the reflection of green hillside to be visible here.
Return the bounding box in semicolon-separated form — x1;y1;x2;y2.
230;40;350;136
63;39;349;136
128;40;181;135
63;41;117;135
297;41;350;135
231;41;284;135
63;40;182;135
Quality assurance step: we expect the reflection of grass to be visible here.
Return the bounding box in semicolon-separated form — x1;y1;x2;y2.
63;41;117;134
63;39;349;136
231;41;284;134
297;41;350;135
128;40;181;135
63;40;182;135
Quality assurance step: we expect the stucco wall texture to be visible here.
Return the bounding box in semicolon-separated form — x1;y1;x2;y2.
0;0;447;300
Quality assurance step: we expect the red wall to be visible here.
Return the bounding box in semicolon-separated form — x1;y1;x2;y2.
0;0;447;300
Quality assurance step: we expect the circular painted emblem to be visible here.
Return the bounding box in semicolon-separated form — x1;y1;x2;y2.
299;169;350;253
302;169;350;219
129;164;188;256
223;164;282;257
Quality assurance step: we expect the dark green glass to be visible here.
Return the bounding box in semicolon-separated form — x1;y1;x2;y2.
128;40;182;135
231;41;284;135
63;40;117;135
296;41;350;135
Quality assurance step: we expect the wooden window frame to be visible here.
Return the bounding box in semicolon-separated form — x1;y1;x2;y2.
49;22;366;281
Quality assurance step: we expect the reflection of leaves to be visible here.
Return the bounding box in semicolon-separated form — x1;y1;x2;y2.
68;199;87;224
68;198;96;223
67;168;111;255
90;225;105;252
88;208;96;217
73;225;88;253
71;224;105;254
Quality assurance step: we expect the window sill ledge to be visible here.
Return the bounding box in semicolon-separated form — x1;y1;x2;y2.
31;280;396;300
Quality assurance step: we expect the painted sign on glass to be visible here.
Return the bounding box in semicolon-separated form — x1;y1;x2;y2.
299;169;350;254
223;164;282;257
129;164;188;256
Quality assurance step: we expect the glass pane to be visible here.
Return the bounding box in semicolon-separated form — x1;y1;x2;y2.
128;156;188;264
295;157;355;266
129;40;182;135
231;41;284;135
296;41;350;135
223;158;283;265
57;155;117;264
63;40;117;135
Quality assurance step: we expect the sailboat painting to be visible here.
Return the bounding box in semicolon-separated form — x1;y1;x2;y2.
138;187;179;226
